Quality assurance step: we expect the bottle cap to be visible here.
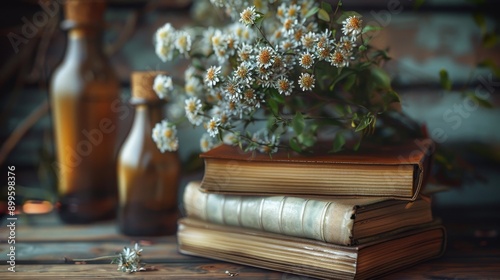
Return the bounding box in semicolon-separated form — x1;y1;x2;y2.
63;0;107;24
131;71;169;102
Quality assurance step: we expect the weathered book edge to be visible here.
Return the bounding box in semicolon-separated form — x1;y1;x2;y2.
177;217;446;280
199;138;435;201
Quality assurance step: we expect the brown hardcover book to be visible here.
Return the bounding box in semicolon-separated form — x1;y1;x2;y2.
183;181;434;246
177;218;446;280
199;138;434;200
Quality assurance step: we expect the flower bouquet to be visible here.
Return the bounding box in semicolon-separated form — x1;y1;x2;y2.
151;0;402;154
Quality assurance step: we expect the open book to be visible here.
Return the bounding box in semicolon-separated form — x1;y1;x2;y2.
178;218;446;280
199;138;434;200
183;181;434;245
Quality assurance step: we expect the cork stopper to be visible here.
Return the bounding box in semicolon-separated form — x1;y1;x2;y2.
64;0;107;24
131;71;169;102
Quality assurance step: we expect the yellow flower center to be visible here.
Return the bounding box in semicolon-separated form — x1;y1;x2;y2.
347;17;361;30
301;54;313;67
279;80;290;92
258;49;272;65
241;10;253;23
332;51;345;64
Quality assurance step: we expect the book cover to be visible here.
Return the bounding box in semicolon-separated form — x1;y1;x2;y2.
183;181;434;245
199;138;434;200
177;218;446;280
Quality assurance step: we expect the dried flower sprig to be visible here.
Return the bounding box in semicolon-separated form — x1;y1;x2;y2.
65;243;146;273
151;0;400;154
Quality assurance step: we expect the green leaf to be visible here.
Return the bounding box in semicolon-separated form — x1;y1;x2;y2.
270;89;285;103
318;8;330;22
466;92;494;108
346;105;352;115
362;25;382;34
332;133;345;152
321;2;333;14
289;137;302;153
329;68;355;91
267;98;279;116
299;133;316;148
292;112;305;135
370;49;391;61
355;113;374;132
439;69;452;91
371;66;391;89
384;90;401;104
343;73;356;91
304;6;319;19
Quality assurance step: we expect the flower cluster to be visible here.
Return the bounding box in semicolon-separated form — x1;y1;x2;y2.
112;243;145;273
152;0;399;154
152;120;179;152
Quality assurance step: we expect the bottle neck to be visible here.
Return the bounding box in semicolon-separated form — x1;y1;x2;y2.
65;26;105;60
132;103;165;132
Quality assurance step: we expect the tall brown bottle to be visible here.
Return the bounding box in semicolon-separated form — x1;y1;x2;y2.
117;71;181;236
49;0;120;223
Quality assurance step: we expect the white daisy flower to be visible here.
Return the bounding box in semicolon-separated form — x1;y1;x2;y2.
299;52;315;69
239;6;258;26
206;117;220;137
237;43;253;62
155;23;175;42
153;75;173;99
152;120;179;152
255;46;275;69
329;49;350;68
234;62;254;85
223;132;238;145
286;4;301;19
155;23;176;62
205;66;222;87
184;97;203;126
276;77;294;96
184;76;202;97
298;72;315;91
338;35;356;55
155;42;174;63
301;31;317;51
174;30;192;55
251;129;279;154
200;133;219;152
223;77;242;101
341;15;363;37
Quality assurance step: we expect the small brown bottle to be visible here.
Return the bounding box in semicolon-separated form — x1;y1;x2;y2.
49;0;120;223
117;71;181;236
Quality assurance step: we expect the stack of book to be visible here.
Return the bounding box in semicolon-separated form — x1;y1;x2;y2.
177;139;446;279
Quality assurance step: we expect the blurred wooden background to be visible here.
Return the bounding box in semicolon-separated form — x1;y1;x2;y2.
1;0;499;212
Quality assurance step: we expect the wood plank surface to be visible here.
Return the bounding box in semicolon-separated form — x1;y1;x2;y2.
1;208;499;279
0;263;294;279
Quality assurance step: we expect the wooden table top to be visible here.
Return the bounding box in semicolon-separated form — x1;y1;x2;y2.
1;207;499;279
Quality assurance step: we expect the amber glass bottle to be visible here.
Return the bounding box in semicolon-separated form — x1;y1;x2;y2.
117;71;181;236
49;0;120;223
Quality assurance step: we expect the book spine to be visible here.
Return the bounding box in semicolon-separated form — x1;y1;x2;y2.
183;181;355;245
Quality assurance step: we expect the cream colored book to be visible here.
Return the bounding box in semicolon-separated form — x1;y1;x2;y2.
177;218;446;280
183;181;434;245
